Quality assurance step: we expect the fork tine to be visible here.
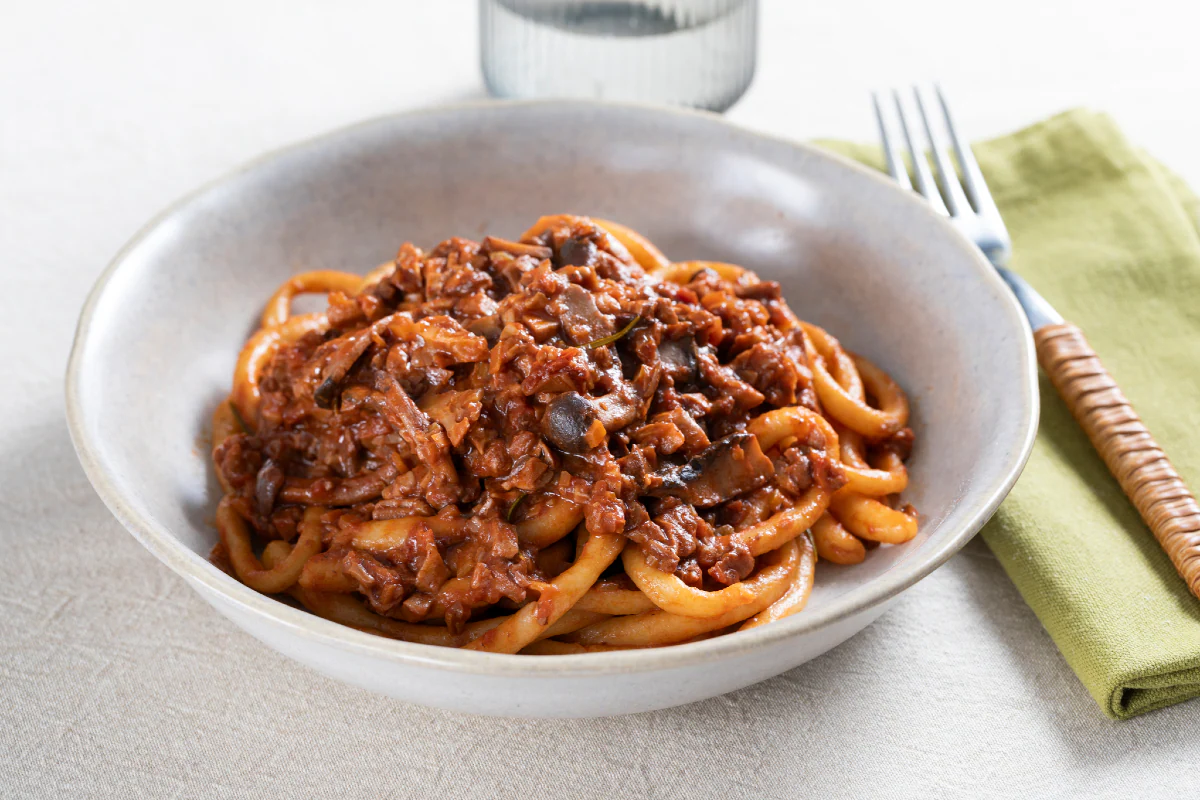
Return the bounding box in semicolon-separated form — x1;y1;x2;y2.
913;85;970;217
934;84;1003;220
892;90;947;214
872;92;911;190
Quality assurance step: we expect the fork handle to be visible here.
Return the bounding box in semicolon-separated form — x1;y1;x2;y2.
1035;322;1200;598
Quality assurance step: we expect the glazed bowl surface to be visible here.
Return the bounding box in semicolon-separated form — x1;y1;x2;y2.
66;100;1037;717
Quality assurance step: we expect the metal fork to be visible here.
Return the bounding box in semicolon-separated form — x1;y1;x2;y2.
874;86;1200;599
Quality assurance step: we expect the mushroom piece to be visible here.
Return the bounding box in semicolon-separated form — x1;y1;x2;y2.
254;459;285;516
548;283;614;346
555;236;598;268
593;363;662;433
298;314;395;409
542;364;662;452
646;432;775;507
481;235;553;261
302;325;376;408
656;335;698;386
543;392;607;453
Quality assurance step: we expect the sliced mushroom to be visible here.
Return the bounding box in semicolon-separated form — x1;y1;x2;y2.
555;237;598;268
646;432;775;507
481;235;552;261
297;318;387;409
543;392;607;453
542;364;661;452
254;459;285;516
657;335;698;385
548;283;614;346
593;363;661;432
696;345;764;411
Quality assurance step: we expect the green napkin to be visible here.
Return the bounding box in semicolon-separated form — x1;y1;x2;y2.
824;110;1200;719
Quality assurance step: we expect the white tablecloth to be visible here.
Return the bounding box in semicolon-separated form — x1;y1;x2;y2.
4;1;1198;797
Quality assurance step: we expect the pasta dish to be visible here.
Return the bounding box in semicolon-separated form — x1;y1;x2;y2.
210;215;917;654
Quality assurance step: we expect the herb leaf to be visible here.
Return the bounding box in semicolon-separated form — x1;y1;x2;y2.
584;315;641;350
506;493;526;522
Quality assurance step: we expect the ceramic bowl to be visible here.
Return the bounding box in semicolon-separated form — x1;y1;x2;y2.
66;100;1038;718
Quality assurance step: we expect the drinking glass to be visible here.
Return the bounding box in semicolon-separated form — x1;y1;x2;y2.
479;0;758;112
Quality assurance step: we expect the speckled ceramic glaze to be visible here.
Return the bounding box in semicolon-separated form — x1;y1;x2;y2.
66;100;1038;718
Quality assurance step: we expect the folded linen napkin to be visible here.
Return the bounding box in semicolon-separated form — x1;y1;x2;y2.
824;109;1200;719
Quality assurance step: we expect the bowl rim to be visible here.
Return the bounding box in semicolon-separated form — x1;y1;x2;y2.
65;97;1039;677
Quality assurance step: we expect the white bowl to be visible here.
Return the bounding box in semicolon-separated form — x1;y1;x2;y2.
66;100;1037;717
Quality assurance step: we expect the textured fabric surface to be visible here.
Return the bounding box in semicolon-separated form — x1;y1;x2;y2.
827;111;1200;719
978;114;1200;718
4;2;1200;797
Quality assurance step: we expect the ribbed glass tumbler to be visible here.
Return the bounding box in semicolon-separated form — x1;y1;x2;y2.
480;0;758;112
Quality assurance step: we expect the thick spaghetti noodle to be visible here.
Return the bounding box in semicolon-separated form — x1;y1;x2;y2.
211;215;917;654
